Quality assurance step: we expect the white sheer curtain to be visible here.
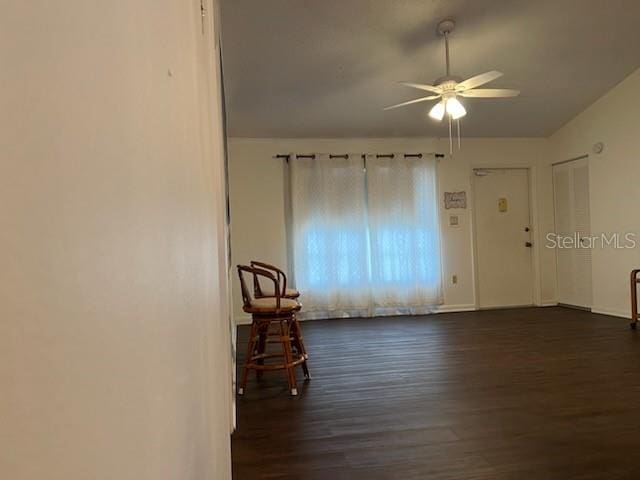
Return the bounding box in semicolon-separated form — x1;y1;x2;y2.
365;154;443;315
290;155;371;317
289;153;442;319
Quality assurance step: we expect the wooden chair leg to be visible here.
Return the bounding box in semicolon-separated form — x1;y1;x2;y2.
238;321;258;396
300;356;310;380
289;320;302;356
291;319;310;380
280;319;298;396
631;270;639;330
255;323;268;380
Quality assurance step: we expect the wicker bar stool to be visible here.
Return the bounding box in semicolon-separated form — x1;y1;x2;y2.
237;265;310;396
250;261;308;372
250;261;309;366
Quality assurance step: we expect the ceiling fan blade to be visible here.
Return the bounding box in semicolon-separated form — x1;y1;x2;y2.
398;82;442;94
383;95;440;111
457;70;503;90
459;88;520;98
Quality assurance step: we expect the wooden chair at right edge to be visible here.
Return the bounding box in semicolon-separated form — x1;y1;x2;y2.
630;269;640;330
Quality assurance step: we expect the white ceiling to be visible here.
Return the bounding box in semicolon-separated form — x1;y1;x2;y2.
220;0;640;138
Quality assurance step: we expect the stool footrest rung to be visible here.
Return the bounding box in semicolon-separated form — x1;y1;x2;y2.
245;357;306;371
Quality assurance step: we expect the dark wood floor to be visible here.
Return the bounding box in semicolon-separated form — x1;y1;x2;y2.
232;307;640;479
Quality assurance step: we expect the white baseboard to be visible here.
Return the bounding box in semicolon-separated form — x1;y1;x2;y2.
481;304;534;310
590;306;630;319
235;304;477;325
433;304;477;313
234;303;565;324
234;316;252;326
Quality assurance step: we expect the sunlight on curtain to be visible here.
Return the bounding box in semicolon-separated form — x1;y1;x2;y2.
289;153;442;319
290;155;371;316
366;154;443;314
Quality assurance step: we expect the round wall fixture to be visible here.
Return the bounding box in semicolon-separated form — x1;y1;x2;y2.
593;142;604;154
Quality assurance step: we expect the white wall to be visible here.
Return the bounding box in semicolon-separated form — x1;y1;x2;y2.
550;68;640;318
228;137;555;323
1;1;232;479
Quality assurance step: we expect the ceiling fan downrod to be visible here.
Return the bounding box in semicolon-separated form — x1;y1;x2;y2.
444;30;450;76
437;19;455;80
438;19;457;154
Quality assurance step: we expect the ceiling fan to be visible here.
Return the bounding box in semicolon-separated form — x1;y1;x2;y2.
384;19;520;152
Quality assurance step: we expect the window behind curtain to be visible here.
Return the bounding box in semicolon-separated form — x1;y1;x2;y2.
289;153;442;319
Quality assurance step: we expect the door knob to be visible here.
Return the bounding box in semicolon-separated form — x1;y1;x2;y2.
525;242;533;247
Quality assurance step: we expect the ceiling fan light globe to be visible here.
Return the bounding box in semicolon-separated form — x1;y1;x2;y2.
446;97;467;119
428;101;445;121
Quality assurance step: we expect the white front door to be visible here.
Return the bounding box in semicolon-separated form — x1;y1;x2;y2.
473;168;533;308
553;158;592;308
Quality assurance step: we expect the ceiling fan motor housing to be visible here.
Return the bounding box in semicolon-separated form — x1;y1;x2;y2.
434;76;462;89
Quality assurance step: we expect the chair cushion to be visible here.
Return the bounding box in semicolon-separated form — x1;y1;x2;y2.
259;286;300;298
249;297;301;313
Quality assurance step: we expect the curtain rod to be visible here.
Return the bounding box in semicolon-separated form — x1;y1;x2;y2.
274;153;445;160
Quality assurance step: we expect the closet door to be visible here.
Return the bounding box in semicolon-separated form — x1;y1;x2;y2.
553;158;592;308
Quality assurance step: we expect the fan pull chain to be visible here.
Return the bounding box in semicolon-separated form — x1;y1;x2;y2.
457;119;461;149
448;115;453;154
